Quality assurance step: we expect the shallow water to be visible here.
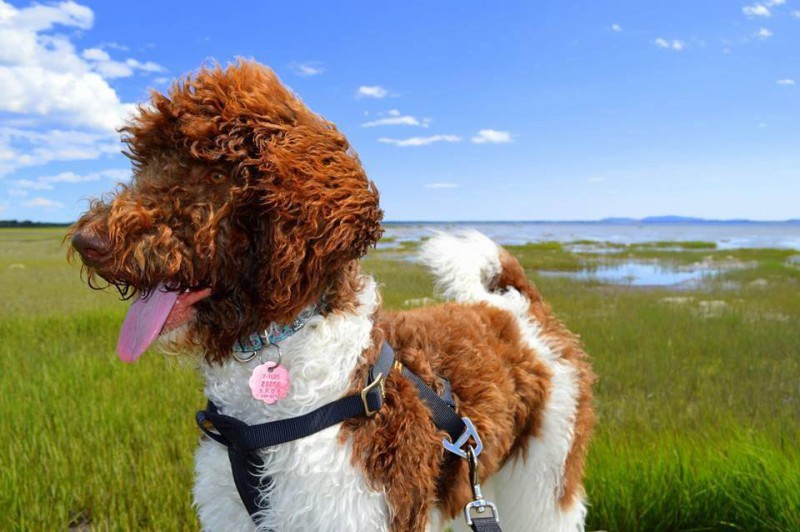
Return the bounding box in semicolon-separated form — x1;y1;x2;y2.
383;222;800;250
539;261;720;287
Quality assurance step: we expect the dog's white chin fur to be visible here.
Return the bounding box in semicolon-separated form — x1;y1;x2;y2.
190;231;586;532
152;324;205;368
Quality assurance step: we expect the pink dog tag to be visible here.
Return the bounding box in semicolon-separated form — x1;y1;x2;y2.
249;362;290;404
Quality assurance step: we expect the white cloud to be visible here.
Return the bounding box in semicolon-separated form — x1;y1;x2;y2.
792;10;800;17
776;79;796;85
755;27;773;39
356;85;388;99
743;4;771;17
654;38;685;51
101;41;129;51
362;110;430;128
0;0;165;181
611;23;622;32
289;61;324;77
97;168;129;181
3;0;93;32
8;188;27;196
363;116;422;127
22;196;63;208
42;168;128;183
0;60;135;131
10;169;128;193
764;0;784;6
0;203;7;213
0;127;120;176
378;135;461;147
424;183;459;189
13;178;52;190
81;47;108;61
81;49;164;79
0;0;152;131
471;129;513;144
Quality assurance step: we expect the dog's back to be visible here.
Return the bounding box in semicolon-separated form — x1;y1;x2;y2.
348;231;595;531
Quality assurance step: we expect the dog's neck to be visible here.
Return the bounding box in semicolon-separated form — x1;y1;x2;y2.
199;275;379;425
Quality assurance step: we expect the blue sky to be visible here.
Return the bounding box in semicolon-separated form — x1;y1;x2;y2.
0;0;798;222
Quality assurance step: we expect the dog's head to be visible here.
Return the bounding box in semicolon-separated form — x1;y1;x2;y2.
69;60;383;363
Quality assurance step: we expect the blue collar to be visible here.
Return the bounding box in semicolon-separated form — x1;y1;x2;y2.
233;303;320;359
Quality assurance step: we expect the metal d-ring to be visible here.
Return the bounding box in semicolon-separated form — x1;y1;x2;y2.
232;349;257;363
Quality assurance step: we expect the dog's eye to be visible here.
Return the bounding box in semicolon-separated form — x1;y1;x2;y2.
209;171;227;184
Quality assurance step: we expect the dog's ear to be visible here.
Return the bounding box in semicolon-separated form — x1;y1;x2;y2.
250;119;383;323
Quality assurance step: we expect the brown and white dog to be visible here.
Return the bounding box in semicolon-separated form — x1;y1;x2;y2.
69;61;595;532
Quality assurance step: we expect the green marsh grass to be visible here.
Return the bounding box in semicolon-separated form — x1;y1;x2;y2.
1;229;798;530
629;240;718;250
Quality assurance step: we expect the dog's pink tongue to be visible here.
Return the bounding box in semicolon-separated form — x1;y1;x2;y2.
117;284;180;363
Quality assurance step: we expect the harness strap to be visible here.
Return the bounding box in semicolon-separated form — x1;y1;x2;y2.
197;342;395;449
397;364;463;441
195;341;498;530
197;389;385;451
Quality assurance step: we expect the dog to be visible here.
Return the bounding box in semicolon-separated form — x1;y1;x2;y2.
70;60;595;532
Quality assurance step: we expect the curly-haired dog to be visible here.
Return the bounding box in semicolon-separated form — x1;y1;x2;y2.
70;61;595;532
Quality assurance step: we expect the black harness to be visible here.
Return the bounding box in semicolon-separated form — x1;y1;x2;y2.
196;342;503;532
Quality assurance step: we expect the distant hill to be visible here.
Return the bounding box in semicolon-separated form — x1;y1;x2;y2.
599;216;799;225
641;215;707;224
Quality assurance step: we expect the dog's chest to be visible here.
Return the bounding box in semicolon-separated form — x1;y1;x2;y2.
192;292;390;530
194;425;387;531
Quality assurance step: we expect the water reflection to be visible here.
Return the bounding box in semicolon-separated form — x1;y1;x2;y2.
539;261;728;287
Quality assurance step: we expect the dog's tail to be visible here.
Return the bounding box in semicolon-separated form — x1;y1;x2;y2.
418;231;542;311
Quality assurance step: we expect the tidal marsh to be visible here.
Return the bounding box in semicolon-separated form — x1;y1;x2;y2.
1;228;798;530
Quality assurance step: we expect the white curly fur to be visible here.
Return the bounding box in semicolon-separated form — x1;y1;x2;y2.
193;278;389;531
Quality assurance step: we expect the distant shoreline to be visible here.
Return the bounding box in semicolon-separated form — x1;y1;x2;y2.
383;219;800;225
0;221;71;228
3;217;798;228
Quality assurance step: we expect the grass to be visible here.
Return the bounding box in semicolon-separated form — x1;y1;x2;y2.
629;240;718;250
1;228;799;530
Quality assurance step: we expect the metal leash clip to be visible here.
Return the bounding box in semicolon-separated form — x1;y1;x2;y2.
442;417;501;529
464;445;500;527
443;416;483;459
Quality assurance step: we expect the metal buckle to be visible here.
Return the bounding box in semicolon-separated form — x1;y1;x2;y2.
442;416;483;459
465;499;500;526
361;372;385;417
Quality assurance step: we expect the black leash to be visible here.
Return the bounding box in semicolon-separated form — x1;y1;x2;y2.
470;516;504;532
196;341;502;530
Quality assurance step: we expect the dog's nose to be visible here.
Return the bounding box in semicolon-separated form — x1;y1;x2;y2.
71;229;111;267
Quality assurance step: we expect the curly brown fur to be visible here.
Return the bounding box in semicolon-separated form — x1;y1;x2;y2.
70;61;383;363
343;303;553;530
